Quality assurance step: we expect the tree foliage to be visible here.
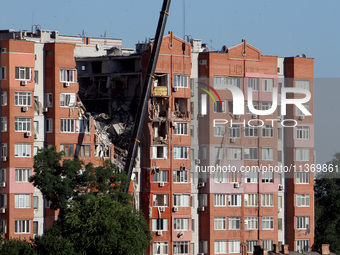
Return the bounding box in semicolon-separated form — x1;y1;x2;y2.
314;153;340;253
0;238;37;255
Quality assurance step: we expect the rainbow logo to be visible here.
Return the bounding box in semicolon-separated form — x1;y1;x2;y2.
198;82;222;107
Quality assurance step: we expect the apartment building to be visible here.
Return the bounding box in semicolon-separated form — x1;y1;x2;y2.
196;40;314;254
0;29;117;239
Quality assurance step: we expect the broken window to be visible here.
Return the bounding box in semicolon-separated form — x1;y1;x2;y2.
152;121;168;144
174;98;188;118
153;74;169;96
153;194;168;207
60;93;76;107
95;144;110;158
76;118;90;133
152;146;168;159
151;98;168;119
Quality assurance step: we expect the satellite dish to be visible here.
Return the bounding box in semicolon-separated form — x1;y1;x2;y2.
221;45;228;53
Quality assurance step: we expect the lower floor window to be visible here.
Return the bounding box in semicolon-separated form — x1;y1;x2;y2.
263;240;274;251
14;220;30;234
174;241;189;254
153;242;168;255
215;240;227;254
14;143;31;157
297;239;310;252
247;240;259;253
60;144;74;157
229;240;241;253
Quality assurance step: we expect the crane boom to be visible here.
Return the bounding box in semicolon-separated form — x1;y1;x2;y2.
124;0;171;192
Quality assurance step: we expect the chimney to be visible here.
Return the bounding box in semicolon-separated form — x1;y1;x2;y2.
273;244;280;254
321;244;330;255
254;245;263;255
282;244;289;255
263;248;268;255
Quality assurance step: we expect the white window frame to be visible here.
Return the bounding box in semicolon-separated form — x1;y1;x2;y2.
214;217;226;230
296;103;310;116
296;194;310;207
215;147;224;160
247;240;259;253
214;100;227;113
153;194;168;207
60;118;75;133
262;78;274;92
46;118;53;133
261;102;272;111
245;172;258;183
214;76;227;89
153;170;168;183
228;240;241;253
152;146;168;159
173;241;189;254
14;194;31;208
262;125;274;138
296;172;310;184
228;194;241;207
173;194;190;207
214;194;227;207
229;124;241;138
245;217;258;230
228;148;242;160
174;74;189;88
248;78;259;91
60;93;76;107
227;77;242;88
296;126;310;140
174;218;189;231
45;93;53;107
244;194;258;207
60;69;75;82
262;171;274;183
215;240;227;254
263;240;274;251
14;220;30;234
0;117;7;132
174;122;188;135
14;143;31;157
262;216;274;230
173;146;189;159
153;242;168;255
15;117;31;132
244;125;258;137
214;171;227;183
76;118;91;133
15;67;31;80
244;148;258;160
296;239;310;252
246;101;258;114
214;124;225;137
229;217;241;230
173;170;188;183
15;92;32;106
262;148;274;161
297;216;310;229
152;219;168;231
295;80;310;90
1;143;7;157
0;66;6;80
15;169;31;182
261;194;274;207
1;91;7;106
296;148;309;161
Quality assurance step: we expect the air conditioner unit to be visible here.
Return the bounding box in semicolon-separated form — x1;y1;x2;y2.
159;182;164;187
43;107;48;113
0;208;5;213
234;115;240;119
180;166;186;171
199;206;205;212
298;116;305;120
252;114;258;118
156;231;162;236
173;207;178;212
230;138;236;143
198;182;205;188
278;184;284;191
1;156;7;162
64;82;70;87
159;207;165;212
21;80;27;86
22;106;28;112
195;159;201;165
234;183;240;188
173;87;178;92
0;182;5;188
25;131;32;137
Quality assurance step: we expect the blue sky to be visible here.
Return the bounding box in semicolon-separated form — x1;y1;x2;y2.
1;0;339;163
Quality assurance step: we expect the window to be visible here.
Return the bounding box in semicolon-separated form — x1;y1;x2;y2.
173;170;188;183
214;217;226;230
215;147;224;160
296;126;310;139
245;217;258;230
76;119;91;134
296;103;310;116
199;194;208;207
174;123;188;135
1;91;7;106
296;80;310;90
15;194;31;208
0;194;7;208
173;241;189;254
14;143;31;157
229;125;241;138
0;169;5;182
15;67;31;80
15;169;31;182
261;194;274;207
173;194;190;207
0;66;6;80
246;101;258;114
214;76;227;89
191;242;194;255
228;240;240;253
296;172;310;184
14;220;30;234
174;218;189;230
227;172;240;183
278;196;283;209
262;148;273;161
262;78;274;92
153;242;168;255
228;194;241;207
0;117;7;132
261;102;272;111
153;194;168;207
214;240;227;254
229;217;241;230
152;219;168;231
60;119;75;133
263;240;274;251
297;240;310;252
154;170;168;183
34;70;38;84
214;171;227;183
15;117;31;132
244;194;258;207
244;148;258;160
248;78;259;91
262;217;274;230
244;125;258;137
228;101;233;114
278;218;283;231
60;69;75;82
60;93;76;107
1;143;7;157
60;144;74;157
214;124;225;137
297;216;310;229
174;75;189;88
245;172;258;183
94;144;110;158
296;149;309;161
45;93;53;107
15;92;31;106
214;100;226;113
152;146;168;159
34;121;38;136
33;221;38;235
262;171;274;183
228;148;242;160
46;118;53;133
296;194;310;207
75;145;90;157
228;77;242;88
214;194;227;207
173;146;189;159
247;240;259;253
262;125;274;137
0;220;7;234
33;196;38;209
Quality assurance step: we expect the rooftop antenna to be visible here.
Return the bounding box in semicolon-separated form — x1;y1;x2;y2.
182;0;186;40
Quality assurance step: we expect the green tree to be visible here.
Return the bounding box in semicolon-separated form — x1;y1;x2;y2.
314;153;340;253
0;238;36;255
